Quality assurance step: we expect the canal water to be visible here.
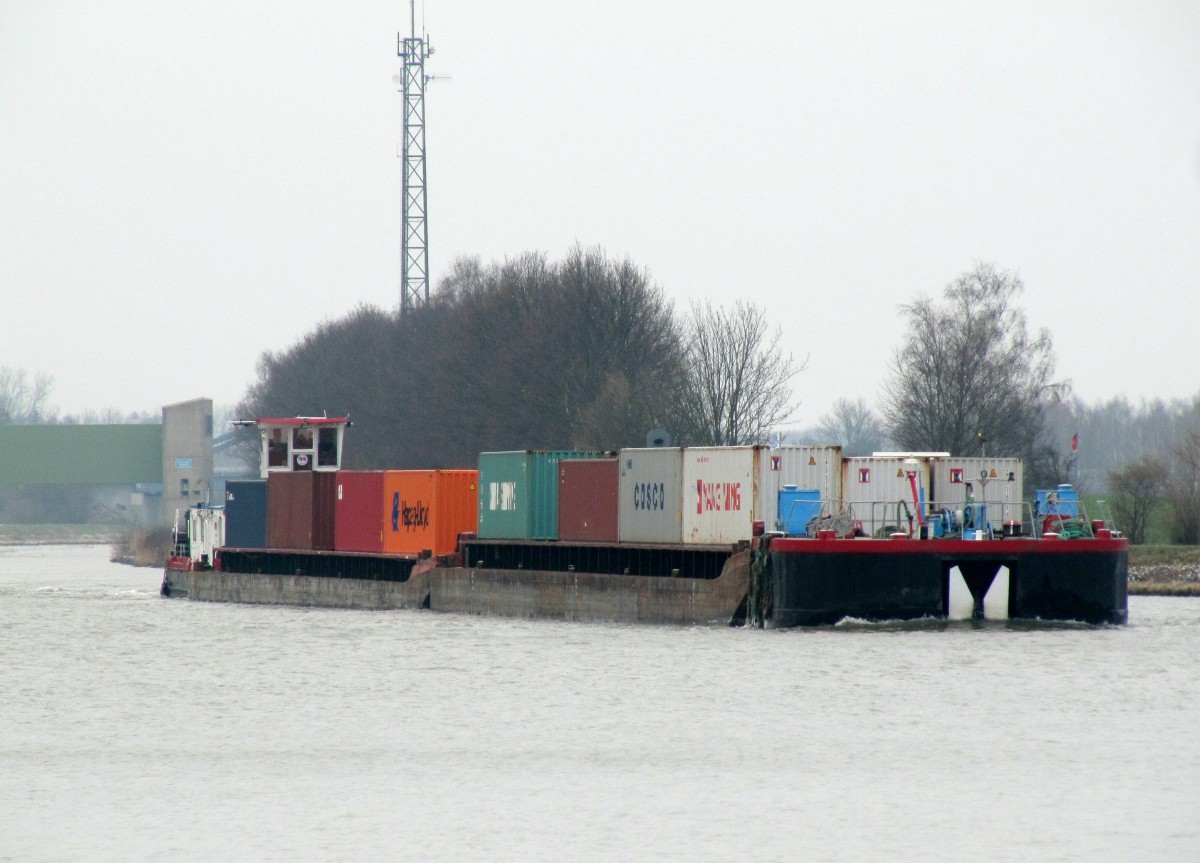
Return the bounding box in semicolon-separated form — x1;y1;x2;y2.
2;544;1197;862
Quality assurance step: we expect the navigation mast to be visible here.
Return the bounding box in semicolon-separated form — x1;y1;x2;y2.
397;1;433;315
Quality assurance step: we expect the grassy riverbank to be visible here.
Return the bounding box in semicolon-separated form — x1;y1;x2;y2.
0;524;130;545
0;524;169;568
1128;545;1200;596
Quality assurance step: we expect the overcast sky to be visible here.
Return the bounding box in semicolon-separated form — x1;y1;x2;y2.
3;1;1198;429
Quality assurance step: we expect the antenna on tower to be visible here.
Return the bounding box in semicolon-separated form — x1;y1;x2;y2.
395;0;433;316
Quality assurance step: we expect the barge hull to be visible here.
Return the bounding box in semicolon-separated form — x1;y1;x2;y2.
432;550;748;625
768;538;1128;627
189;548;426;610
189;568;431;610
198;546;750;626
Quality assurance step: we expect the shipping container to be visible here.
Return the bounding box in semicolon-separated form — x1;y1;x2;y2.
558;459;619;543
267;471;336;550
617;447;684;544
477;450;611;540
224;479;267;549
758;445;843;530
841;456;934;536
930;457;1024;525
382;470;479;556
334;471;386;553
681;446;766;545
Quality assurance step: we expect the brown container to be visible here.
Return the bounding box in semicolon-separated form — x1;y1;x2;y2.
557;458;619;543
382;470;479;556
334;471;386;553
267;471;337;550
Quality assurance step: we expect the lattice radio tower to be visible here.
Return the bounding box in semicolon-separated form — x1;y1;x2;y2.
397;1;433;316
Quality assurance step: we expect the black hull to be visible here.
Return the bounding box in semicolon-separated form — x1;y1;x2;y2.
217;547;418;581
766;537;1128;627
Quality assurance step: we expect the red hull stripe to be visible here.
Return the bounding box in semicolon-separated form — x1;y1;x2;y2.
768;537;1128;555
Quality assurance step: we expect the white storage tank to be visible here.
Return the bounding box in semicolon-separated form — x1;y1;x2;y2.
617;447;684;544
681;446;765;545
758;445;843;531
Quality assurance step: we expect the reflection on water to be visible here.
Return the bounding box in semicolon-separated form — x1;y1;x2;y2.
2;545;1197;862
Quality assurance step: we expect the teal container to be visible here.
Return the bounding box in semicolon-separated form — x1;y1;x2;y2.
477;450;611;540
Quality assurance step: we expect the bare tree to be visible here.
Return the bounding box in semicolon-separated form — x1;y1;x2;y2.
814;398;887;455
0;367;54;424
672;300;802;446
1107;455;1169;544
881;263;1062;461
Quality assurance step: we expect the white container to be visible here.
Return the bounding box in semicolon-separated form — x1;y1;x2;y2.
930;457;1024;525
842;456;933;535
617;447;684;544
681;446;765;545
758;445;843;531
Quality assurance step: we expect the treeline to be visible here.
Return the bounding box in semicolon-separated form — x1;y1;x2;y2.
236;246;799;469
0;367;157;426
1053;396;1200;544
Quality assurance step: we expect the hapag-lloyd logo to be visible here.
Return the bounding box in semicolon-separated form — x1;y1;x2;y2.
392;493;430;532
696;479;742;514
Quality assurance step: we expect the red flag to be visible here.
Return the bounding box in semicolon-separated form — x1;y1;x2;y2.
1071;433;1078;452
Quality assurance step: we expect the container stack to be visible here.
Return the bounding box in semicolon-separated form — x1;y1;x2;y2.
224;479;268;549
477;450;612;541
334;471;387;553
617;447;684;544
267;471;337;550
382;470;478;556
558;458;619;543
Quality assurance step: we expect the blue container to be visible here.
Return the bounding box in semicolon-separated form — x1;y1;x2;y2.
777;487;821;534
1036;484;1079;518
224;479;268;549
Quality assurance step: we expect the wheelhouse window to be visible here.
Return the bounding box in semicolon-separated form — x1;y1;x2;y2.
291;427;315;470
317;427;339;467
267;429;288;468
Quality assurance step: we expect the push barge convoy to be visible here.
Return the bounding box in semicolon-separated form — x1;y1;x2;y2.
164;418;1128;627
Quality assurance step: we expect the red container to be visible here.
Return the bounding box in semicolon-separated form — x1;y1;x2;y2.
334;471;386;553
268;471;337;550
557;459;619;543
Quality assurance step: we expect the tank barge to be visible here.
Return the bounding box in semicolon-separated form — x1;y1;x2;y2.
166;418;1127;627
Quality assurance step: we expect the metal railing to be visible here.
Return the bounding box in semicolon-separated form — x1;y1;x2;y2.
778;497;1120;540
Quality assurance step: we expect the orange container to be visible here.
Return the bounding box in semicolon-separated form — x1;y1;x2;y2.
381;470;479;556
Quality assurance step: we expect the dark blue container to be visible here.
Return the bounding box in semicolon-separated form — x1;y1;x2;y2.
224;479;268;549
777;486;821;534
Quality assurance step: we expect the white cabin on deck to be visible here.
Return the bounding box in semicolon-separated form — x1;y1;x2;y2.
233;417;350;478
